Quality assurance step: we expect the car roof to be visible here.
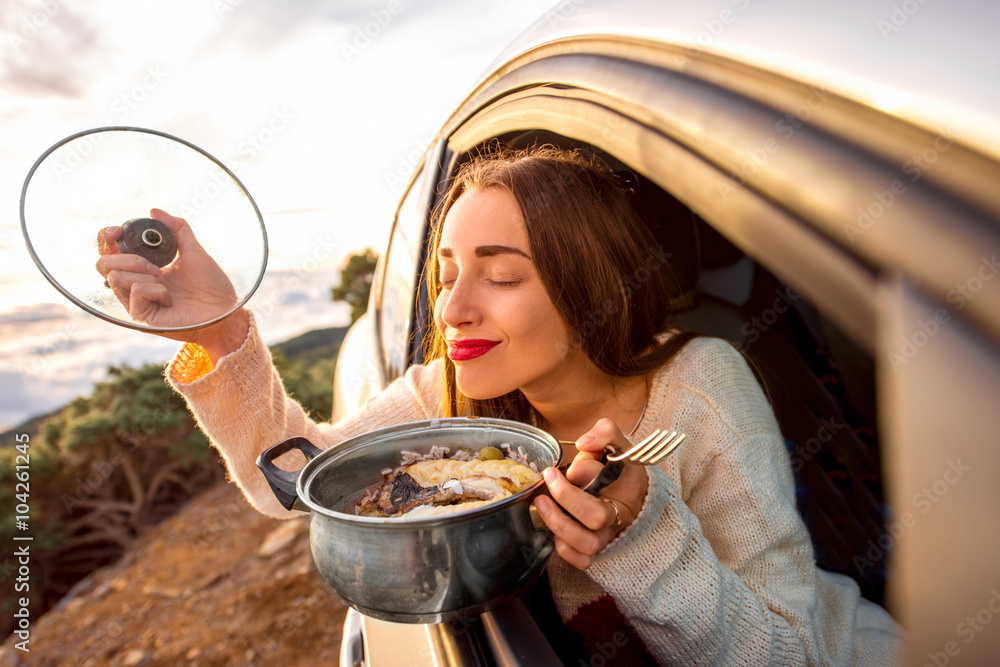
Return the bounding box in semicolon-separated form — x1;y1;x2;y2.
488;0;1000;163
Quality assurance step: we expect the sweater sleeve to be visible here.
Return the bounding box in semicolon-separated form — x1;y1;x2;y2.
584;338;902;666
165;311;442;518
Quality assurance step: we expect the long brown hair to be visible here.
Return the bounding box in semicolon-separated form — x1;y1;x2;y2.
423;144;700;422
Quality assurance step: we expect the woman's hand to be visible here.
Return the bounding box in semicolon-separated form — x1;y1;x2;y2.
96;208;249;362
533;418;649;570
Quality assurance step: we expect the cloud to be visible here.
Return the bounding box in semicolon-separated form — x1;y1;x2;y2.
195;0;350;59
0;302;72;324
0;371;45;411
0;368;79;430
0;321;181;430
0;0;110;99
277;290;311;306
194;0;450;61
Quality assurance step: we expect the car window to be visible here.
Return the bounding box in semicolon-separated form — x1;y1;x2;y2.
378;166;429;383
676;224;887;605
628;173;889;606
441;138;888;603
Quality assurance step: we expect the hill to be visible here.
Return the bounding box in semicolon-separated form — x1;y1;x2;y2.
0;482;346;666
0;325;349;652
270;326;349;361
0;411;60;451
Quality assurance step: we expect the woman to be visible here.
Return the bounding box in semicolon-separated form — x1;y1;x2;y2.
97;145;903;664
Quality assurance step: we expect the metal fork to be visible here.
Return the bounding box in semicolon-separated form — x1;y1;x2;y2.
560;429;686;466
607;429;686;465
558;429;686;497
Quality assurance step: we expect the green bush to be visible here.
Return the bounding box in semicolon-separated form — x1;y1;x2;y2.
59;413;117;453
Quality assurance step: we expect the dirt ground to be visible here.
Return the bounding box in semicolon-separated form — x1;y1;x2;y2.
0;482;348;667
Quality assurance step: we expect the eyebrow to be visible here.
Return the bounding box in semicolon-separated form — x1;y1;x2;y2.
437;245;531;259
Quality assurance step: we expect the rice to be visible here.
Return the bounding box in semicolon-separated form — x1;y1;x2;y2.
355;486;380;514
500;443;538;473
383;446;468;481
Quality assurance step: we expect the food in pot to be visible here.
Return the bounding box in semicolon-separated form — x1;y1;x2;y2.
355;446;541;518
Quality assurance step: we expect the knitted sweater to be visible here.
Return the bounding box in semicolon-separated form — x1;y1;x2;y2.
166;312;904;665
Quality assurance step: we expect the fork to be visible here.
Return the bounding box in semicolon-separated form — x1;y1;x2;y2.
558;429;687;496
607;429;686;465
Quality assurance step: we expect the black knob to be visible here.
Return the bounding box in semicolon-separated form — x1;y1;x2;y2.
117;218;177;267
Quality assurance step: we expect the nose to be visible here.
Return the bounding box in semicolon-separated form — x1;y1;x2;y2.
438;275;480;329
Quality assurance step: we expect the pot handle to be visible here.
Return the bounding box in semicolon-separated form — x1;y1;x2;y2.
256;437;323;512
555;440;625;497
579;458;626;497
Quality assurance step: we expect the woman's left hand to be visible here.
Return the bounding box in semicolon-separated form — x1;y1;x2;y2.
533;418;650;570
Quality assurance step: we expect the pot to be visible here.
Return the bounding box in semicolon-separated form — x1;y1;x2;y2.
256;417;622;624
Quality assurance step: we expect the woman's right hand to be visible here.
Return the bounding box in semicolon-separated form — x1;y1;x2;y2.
96;208;249;362
534;418;649;570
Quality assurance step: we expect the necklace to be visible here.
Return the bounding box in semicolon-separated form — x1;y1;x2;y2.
628;375;649;437
531;376;649;438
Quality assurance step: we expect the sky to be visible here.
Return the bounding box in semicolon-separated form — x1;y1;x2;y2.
0;0;551;430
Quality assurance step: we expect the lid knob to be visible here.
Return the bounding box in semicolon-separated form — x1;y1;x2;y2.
117;217;177;267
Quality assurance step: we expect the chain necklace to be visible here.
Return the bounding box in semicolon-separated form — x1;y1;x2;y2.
628;376;649;437
531;376;649;438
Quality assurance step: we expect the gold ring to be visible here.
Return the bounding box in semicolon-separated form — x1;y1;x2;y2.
602;498;623;528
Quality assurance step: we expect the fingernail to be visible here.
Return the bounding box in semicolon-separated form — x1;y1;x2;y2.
543;467;558;483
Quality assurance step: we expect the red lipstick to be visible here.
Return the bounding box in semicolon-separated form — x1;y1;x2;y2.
448;338;500;361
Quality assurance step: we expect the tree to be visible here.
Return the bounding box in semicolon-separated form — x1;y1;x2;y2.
331;248;378;324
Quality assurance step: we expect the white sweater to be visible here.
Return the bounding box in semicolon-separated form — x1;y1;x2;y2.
166;312;904;665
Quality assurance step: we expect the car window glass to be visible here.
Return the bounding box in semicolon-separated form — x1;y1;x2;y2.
379;167;427;383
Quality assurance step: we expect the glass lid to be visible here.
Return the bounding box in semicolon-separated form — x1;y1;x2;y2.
19;126;268;332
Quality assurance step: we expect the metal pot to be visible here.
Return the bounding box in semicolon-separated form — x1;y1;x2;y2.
256;417;621;624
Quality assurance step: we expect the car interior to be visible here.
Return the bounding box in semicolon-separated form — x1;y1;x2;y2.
438;129;890;606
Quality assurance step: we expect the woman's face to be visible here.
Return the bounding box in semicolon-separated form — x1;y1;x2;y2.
434;187;575;400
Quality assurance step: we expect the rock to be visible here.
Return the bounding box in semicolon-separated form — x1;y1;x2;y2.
197;571;227;591
257;518;307;558
63;597;87;615
141;583;182;599
121;649;150;666
0;647;24;667
91;579;113;600
293;556;314;576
